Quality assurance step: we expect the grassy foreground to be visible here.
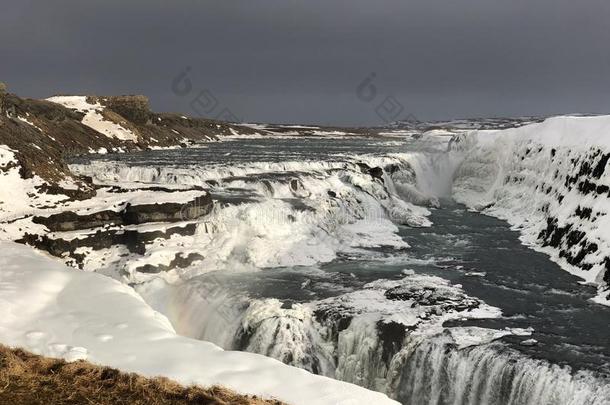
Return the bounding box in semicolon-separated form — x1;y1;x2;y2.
0;344;284;405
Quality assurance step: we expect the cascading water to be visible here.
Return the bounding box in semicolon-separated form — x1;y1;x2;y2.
139;268;610;404
398;338;609;405
72;135;610;405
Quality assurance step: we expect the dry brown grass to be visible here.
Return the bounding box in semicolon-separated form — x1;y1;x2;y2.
0;344;284;405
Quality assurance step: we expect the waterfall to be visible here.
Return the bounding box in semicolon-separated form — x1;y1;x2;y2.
398;337;610;405
141;275;610;405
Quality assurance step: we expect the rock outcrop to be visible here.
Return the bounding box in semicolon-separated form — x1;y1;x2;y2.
94;95;151;125
0;87;258;200
0;82;6;114
19;189;213;271
21;222;199;263
31;192;212;231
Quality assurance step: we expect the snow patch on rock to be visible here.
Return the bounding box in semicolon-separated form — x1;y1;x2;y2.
47;96;137;142
0;145;71;229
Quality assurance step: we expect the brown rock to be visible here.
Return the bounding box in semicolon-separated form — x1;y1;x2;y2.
95;95;151;125
0;82;6;114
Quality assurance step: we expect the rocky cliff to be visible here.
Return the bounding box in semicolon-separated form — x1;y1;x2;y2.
0;86;258;196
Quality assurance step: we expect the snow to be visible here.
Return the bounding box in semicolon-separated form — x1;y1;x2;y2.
448;327;513;349
0;144;15;166
0;241;398;405
230;124;364;139
448;326;533;349
520;338;539;346
0;145;70;226
47;96;138;142
17;115;43;132
453;115;610;305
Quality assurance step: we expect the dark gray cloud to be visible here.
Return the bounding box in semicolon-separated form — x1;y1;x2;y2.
1;0;609;125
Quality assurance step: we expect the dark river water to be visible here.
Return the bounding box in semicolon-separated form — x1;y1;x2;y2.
401;201;610;374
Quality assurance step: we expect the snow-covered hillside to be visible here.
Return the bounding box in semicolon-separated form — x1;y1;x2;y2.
0;241;398;405
0;144;78;221
453;115;610;305
47;96;138;142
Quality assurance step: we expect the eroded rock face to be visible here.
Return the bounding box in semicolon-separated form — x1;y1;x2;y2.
384;285;481;313
377;321;408;363
33;210;123;232
454;133;610;298
0;82;6;113
134;252;205;274
176;194;214;221
368;167;384;180
123;194;213;224
0;83;6;106
0;94;128;183
530;148;610;288
94;95;151;125
32;193;213;231
18;187;214;274
20;222;198;265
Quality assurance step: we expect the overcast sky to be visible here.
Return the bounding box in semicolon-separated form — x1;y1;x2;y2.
1;0;609;126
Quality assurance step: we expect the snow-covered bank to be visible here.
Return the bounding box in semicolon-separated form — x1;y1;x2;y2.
0;145;77;221
453;115;610;305
0;241;399;405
